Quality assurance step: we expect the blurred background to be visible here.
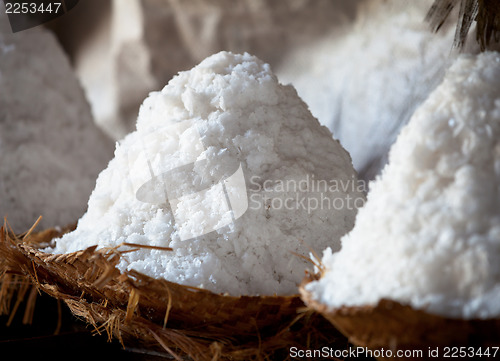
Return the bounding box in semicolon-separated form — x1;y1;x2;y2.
3;0;496;234
45;0;476;181
0;0;495;358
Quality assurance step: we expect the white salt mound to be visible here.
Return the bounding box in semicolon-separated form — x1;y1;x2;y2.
51;51;365;296
306;52;500;319
0;13;114;231
277;0;457;180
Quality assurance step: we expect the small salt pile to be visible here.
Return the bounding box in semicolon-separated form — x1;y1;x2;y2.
51;51;365;296
277;0;457;180
306;52;500;319
0;12;113;231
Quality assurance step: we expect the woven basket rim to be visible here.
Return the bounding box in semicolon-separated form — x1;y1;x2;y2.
299;271;500;353
0;221;339;360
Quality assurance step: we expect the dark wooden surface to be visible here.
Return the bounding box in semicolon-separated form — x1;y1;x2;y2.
0;293;170;360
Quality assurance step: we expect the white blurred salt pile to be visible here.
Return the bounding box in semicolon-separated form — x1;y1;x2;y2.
0;12;114;231
305;52;500;319
277;0;461;180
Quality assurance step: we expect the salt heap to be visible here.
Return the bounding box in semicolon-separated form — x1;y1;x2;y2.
0;12;113;231
277;0;457;180
306;52;500;319
51;51;365;296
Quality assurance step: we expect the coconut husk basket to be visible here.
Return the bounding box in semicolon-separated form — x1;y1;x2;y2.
300;272;500;361
0;219;347;361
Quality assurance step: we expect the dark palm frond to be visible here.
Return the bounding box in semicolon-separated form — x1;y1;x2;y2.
426;0;500;50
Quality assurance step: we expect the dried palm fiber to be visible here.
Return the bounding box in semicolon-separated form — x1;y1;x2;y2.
0;221;346;361
426;0;500;50
300;272;500;361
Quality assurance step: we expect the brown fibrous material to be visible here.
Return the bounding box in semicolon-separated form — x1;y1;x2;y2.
300;272;500;361
0;220;344;360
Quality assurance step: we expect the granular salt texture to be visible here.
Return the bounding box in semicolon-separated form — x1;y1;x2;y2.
50;51;365;296
306;52;500;319
0;13;114;231
277;0;457;180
